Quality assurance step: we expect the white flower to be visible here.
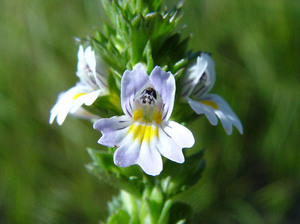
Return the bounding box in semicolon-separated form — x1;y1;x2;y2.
93;64;195;176
49;45;107;125
181;53;243;135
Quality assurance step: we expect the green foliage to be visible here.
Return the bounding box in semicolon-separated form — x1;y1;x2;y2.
87;146;204;223
89;0;189;82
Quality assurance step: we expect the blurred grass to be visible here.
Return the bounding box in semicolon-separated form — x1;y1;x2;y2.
0;0;299;223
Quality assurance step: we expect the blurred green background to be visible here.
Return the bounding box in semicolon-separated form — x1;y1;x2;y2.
0;0;299;223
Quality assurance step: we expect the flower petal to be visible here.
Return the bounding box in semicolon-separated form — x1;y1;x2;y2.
84;46;96;75
156;121;194;164
182;53;216;98
189;94;243;135
156;121;195;163
207;94;243;135
163;121;195;148
149;66;175;121
181;56;207;98
93;115;132;147
188;98;219;126
49;84;96;125
114;140;141;167
121;64;149;117
135;141;163;176
156;129;184;163
77;45;96;78
69;88;102;114
112;123;163;176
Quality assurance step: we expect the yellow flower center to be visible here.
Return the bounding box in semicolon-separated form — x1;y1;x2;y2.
133;109;162;124
127;123;159;144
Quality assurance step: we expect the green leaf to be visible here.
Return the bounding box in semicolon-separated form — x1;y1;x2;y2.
148;187;164;223
107;209;130;224
142;40;154;72
157;200;173;224
160;150;206;197
168;202;193;224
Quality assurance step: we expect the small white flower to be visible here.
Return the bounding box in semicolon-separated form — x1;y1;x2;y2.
49;45;107;125
94;64;195;176
181;53;243;135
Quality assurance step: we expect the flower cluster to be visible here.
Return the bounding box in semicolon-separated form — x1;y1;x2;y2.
49;1;245;223
50;47;242;176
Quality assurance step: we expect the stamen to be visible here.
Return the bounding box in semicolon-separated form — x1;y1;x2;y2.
140;87;157;105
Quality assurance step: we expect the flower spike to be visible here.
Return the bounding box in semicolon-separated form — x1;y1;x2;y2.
94;64;195;176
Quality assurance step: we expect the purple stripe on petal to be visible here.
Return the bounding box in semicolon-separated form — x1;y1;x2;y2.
182;78;194;86
162;126;171;138
182;87;191;97
192;85;206;96
129;98;133;112
162;106;168;121
126;104;132;117
116;126;128;131
97;75;108;88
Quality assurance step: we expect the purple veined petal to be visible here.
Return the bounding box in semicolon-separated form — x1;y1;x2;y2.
112;121;163;175
121;64;149;117
114;135;163;176
84;46;96;75
155;125;185;164
93;115;132;147
182;53;216;99
188;98;219;126
199;53;216;95
181;55;207;98
113;139;141;167
204;94;243;135
76;45;108;90
135;139;163;176
76;46;96;76
156;121;194;164
149;66;175;121
162;121;195;148
94;69;108;89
